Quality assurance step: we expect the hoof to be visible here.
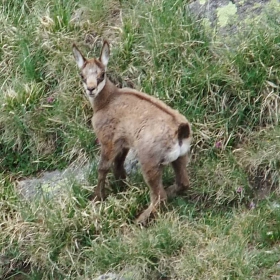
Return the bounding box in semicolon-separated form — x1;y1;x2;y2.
165;184;179;198
135;206;155;225
166;184;188;198
88;188;105;201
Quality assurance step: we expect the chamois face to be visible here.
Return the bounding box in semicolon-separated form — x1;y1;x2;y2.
73;42;110;99
79;60;106;98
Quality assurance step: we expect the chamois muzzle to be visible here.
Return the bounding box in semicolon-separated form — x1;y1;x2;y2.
87;86;96;95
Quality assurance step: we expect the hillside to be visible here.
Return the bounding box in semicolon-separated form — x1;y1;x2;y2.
1;0;280;279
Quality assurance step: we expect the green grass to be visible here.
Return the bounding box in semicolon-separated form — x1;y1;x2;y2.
1;0;280;278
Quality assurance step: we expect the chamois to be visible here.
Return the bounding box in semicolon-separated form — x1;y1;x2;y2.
73;41;192;224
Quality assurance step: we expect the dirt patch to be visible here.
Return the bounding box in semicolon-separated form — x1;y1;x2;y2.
248;166;278;200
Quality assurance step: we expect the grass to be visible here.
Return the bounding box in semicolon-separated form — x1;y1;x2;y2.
1;0;280;279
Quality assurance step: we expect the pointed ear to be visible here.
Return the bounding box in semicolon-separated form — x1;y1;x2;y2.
72;44;85;69
100;40;110;67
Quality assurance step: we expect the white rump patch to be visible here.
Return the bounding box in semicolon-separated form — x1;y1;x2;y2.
162;138;191;165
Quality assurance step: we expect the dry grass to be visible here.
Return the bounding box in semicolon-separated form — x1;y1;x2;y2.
1;0;280;279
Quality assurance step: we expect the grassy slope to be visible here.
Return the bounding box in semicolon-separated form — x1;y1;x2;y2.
1;0;280;279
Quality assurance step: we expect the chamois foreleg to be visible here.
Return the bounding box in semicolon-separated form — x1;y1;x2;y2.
94;144;118;200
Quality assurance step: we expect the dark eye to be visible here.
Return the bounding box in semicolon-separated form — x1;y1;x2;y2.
80;73;86;83
97;72;105;83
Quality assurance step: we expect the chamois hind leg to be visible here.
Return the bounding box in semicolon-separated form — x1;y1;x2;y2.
113;148;129;181
136;163;167;225
166;154;190;198
94;145;118;201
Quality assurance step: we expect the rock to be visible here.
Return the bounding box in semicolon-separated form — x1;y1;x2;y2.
187;0;280;36
124;149;139;175
16;150;139;201
17;164;91;200
94;273;126;280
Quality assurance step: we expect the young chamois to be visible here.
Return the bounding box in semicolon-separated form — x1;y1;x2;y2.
73;41;192;224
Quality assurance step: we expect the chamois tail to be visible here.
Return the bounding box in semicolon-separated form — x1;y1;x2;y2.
177;123;191;142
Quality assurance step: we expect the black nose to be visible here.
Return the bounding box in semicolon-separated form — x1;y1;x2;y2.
87;87;96;93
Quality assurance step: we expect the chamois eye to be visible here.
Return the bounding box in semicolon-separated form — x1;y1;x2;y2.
97;72;105;83
80;73;86;83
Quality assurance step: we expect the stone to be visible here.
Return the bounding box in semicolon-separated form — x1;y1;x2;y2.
187;0;280;36
16;164;91;200
94;273;126;280
124;149;139;175
16;150;139;201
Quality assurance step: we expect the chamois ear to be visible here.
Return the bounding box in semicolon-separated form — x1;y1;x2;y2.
72;44;85;69
100;40;110;67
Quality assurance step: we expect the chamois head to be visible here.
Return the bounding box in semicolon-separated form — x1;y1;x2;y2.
72;41;110;99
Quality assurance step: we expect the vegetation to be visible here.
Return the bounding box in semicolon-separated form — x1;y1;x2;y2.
1;0;280;279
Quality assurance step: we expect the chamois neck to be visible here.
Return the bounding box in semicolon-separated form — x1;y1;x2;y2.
92;78;117;113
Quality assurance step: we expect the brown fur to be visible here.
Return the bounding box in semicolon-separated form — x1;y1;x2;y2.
73;41;192;224
118;88;182;120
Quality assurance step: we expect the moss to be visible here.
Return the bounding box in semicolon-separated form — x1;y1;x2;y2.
199;0;207;5
217;2;237;27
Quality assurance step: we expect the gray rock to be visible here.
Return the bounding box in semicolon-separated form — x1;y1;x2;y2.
124;149;139;175
187;0;279;36
16;149;139;201
17;164;91;200
94;273;126;280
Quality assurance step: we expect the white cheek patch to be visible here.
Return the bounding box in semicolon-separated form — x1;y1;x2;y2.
93;77;106;97
162;138;191;165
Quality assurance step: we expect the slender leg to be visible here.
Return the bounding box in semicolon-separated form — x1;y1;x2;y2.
166;154;190;198
136;164;167;224
113;148;129;181
93;145;116;200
